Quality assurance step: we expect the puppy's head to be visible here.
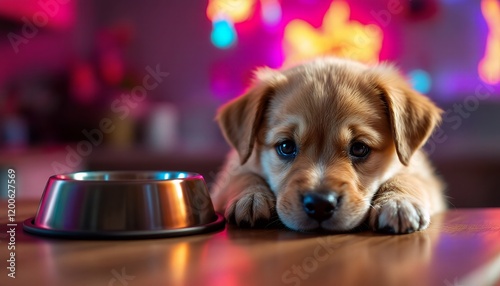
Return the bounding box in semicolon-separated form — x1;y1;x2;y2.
217;58;441;231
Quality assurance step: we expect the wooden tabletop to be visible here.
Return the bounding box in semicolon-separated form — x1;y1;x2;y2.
1;201;500;286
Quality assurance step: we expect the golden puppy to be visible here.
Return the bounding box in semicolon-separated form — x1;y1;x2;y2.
211;57;446;234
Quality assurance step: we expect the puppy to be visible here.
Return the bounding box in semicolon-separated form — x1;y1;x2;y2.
211;57;446;234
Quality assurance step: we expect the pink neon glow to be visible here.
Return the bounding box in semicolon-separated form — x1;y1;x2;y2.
208;1;389;98
0;0;75;29
261;0;282;27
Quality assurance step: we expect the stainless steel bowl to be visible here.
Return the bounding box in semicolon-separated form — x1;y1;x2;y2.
23;171;225;239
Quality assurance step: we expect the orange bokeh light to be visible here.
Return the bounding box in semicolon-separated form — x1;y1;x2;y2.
206;0;256;23
283;1;382;66
479;0;500;85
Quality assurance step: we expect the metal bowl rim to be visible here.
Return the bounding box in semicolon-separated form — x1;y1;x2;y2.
51;171;204;182
23;213;226;239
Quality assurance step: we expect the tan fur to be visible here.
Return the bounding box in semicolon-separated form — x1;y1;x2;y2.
211;57;446;233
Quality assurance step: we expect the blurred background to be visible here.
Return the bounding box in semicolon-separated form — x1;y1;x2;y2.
0;0;499;207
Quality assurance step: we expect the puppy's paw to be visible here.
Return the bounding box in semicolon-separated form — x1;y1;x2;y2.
225;191;276;228
370;196;430;234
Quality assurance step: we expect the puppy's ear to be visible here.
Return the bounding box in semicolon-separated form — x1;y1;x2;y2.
370;64;442;166
216;68;287;165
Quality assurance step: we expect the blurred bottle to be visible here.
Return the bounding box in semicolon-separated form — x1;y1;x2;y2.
145;103;179;152
2;115;29;149
1;87;29;149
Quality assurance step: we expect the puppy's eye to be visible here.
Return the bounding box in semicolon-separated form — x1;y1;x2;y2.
349;142;370;159
276;140;297;160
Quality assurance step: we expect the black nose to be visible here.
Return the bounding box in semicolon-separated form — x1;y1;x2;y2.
302;191;340;222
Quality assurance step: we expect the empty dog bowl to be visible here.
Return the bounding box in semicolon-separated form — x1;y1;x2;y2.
23;171;225;239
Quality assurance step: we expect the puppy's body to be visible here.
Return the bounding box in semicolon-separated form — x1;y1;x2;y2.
211;58;446;234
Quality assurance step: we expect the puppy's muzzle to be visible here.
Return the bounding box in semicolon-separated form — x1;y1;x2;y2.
302;190;341;222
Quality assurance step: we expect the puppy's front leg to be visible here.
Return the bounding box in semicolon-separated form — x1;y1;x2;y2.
369;172;444;234
222;173;276;227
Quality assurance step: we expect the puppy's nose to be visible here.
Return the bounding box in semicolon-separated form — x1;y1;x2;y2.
302;191;340;222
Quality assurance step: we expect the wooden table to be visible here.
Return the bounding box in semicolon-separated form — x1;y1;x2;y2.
1;201;500;286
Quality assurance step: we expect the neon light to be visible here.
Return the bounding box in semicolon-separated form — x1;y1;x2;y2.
207;0;254;49
211;18;237;49
261;0;282;27
408;69;432;94
479;0;500;85
283;1;383;66
206;0;256;23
